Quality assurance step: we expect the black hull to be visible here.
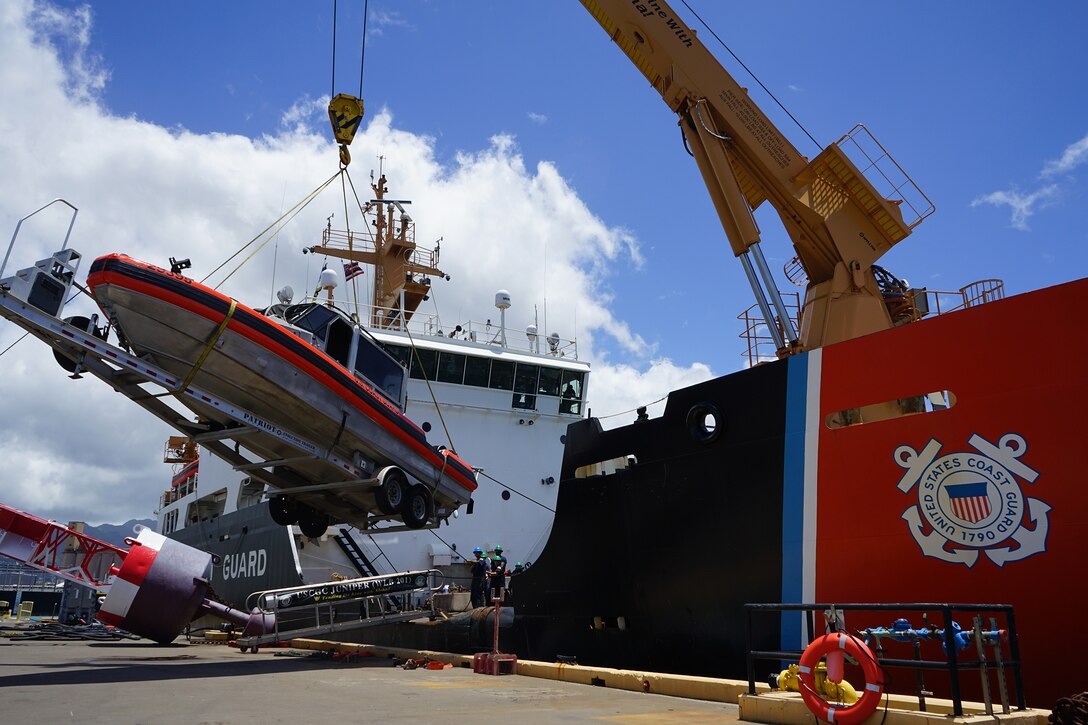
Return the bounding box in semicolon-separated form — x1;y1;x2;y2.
507;360;788;675
363;279;1088;709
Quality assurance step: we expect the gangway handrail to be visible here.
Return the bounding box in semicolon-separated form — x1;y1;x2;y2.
236;569;443;652
245;569;440;612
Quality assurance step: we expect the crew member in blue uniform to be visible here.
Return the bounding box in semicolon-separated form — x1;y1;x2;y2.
489;545;508;604
470;547;490;608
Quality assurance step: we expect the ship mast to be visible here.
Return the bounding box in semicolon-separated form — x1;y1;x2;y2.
307;168;446;330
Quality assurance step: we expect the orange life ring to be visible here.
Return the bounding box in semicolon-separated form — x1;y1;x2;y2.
797;633;884;725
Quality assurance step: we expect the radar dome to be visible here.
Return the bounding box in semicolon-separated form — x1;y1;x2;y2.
318;267;340;291
495;290;512;309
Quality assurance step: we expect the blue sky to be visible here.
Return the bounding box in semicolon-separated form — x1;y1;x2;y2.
36;0;1088;361
1;0;1086;524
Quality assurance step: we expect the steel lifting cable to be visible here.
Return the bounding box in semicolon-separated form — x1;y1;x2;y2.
476;469;556;513
340;167;458;455
679;0;821;153
358;0;369;97
342;167;376;311
338;169;363;323
201;170;342;288
331;0;370;100
596;394;668;421
331;0;337;98
428;528;472;569
403;322;458;455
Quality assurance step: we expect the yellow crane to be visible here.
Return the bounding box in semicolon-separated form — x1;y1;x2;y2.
579;1;934;356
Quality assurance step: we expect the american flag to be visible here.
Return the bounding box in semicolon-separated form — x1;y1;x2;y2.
946;482;991;523
343;260;364;281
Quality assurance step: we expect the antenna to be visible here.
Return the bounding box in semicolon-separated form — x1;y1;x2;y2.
495;290;511;347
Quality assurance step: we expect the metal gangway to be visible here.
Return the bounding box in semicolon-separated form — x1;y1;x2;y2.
235;570;441;652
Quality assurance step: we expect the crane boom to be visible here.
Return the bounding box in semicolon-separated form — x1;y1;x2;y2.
580;0;933;352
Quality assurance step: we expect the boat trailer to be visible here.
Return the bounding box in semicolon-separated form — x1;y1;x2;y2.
0;201;458;535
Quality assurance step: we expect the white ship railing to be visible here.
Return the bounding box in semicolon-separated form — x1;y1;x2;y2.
308;295;580;360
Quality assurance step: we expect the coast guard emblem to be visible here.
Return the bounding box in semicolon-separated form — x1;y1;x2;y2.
894;433;1050;567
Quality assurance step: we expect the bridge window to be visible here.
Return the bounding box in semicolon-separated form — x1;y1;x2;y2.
464;356;490;387
437;352;466;384
538;366;562;396
489;360;514;390
383;344;411;369
560;370;585;415
512;363;539;410
409;348;437;380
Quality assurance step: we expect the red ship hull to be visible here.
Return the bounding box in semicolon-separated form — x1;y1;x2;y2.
507;277;1087;708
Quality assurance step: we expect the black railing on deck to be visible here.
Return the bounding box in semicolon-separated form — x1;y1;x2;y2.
744;602;1026;716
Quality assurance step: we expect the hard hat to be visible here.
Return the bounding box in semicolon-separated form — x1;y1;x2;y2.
494;545;503;552
472;547;482;554
515;562;523;567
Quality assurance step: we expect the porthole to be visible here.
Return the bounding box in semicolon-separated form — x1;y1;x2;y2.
560;434;566;444
686;402;722;443
422;421;432;432
501;490;511;501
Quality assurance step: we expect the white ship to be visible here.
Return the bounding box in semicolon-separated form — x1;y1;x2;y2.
155;171;589;611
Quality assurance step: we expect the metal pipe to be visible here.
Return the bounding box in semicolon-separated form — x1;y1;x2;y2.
740;251;784;350
749;241;798;344
1;198;78;281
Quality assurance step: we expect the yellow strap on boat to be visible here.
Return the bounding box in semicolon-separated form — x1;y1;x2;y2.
160;299;237;396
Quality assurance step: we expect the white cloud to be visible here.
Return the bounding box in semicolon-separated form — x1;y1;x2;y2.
590;359;715;429
281;95;329;131
0;0;716;525
1041;132;1088;178
972;131;1087;230
970;185;1058;231
368;9;411;37
24;1;107;101
527;112;548;124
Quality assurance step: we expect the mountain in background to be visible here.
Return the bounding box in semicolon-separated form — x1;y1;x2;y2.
83;519;155;548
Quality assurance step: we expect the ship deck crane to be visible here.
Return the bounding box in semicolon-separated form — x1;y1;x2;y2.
579;0;934;355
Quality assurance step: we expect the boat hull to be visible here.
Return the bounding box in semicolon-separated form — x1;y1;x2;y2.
508;277;1088;708
87;255;475;524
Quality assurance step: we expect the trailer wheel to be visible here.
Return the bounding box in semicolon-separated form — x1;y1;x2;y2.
269;495;299;526
402;485;433;529
53;316;105;373
376;468;408;514
298;508;329;538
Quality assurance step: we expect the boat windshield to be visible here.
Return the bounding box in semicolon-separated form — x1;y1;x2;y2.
283;303;407;409
285;304;341;342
